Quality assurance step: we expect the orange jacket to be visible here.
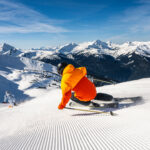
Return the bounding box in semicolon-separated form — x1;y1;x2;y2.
58;64;96;109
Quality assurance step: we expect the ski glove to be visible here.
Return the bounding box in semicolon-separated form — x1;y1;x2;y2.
58;103;65;110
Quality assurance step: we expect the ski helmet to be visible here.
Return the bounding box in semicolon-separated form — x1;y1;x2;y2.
57;62;68;75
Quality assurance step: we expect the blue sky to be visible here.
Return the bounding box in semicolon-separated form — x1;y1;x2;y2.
0;0;150;49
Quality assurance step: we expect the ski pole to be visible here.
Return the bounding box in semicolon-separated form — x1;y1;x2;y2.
93;78;117;84
64;107;114;116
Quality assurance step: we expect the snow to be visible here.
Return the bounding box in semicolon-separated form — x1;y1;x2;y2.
0;55;58;103
0;43;14;52
1;40;150;60
112;41;150;58
1;41;150;149
57;43;78;54
0;43;22;56
0;78;150;149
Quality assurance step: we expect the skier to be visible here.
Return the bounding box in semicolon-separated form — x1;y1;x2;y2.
4;91;16;108
57;62;104;110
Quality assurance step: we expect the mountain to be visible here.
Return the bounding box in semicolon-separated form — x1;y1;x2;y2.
37;40;150;82
0;43;22;56
1;40;150;82
0;54;60;103
57;43;78;54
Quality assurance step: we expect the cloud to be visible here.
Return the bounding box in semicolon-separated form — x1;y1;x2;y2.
0;0;69;33
124;5;150;33
106;34;129;43
0;23;68;33
109;1;150;34
137;0;150;4
121;4;150;22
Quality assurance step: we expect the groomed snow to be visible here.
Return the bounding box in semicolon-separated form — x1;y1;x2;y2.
0;78;150;150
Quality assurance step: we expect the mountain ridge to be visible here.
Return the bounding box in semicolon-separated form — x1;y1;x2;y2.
1;40;150;58
1;40;150;82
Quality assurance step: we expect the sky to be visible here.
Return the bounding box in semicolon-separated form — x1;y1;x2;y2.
0;0;150;49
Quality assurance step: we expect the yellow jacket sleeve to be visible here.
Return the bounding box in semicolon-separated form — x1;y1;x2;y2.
58;82;72;109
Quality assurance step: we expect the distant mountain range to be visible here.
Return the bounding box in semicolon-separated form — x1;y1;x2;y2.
1;40;150;82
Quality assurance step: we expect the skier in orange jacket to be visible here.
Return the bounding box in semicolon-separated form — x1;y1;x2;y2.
57;62;99;109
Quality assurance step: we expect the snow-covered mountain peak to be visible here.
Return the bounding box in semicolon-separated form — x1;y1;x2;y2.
91;40;109;47
72;41;93;51
113;41;150;57
70;40;113;55
106;41;112;46
88;40;112;51
0;43;22;56
57;42;78;54
0;43;15;52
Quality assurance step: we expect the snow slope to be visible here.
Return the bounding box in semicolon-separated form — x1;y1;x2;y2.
0;55;58;103
0;78;150;150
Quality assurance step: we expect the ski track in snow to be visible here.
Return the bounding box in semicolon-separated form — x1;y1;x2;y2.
0;79;150;150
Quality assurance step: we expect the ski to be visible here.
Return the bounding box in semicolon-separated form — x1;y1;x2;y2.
65;106;115;116
91;102;119;108
69;101;119;109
